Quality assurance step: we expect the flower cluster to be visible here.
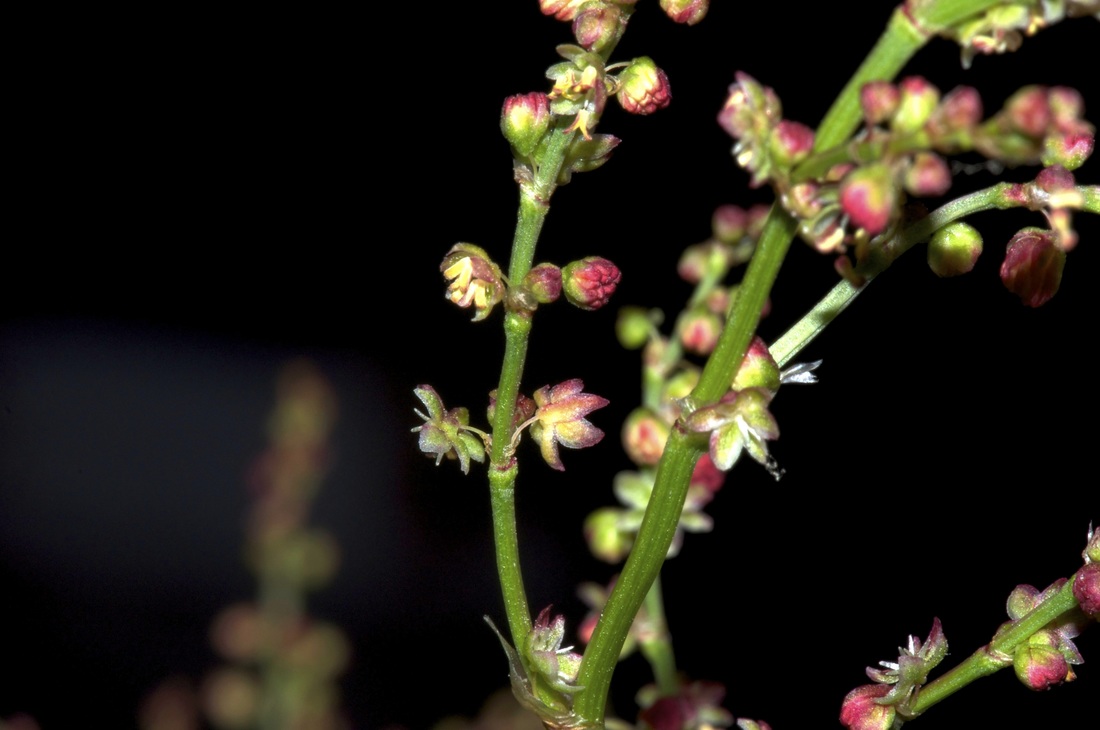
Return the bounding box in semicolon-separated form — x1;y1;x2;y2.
998;581;1087;691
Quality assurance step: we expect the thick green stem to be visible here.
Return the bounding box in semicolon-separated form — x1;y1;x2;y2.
909;577;1080;716
574;4;952;722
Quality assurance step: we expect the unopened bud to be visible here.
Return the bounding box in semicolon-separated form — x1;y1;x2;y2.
860;81;899;126
767;120;814;167
1005;86;1052;138
892;76;940;134
904;151;952;197
616;306;653;349
1043;128;1095;171
659;0;708;25
1072;563;1100;617
931;85;983;133
840;163;897;235
928;222;982;277
731;336;780;392
679;309;723;355
573;2;622;52
1013;633;1071;690
622;408;670;466
501;92;551;158
617;56;671;115
1048;87;1085;131
585;507;631;563
540;0;587;22
563;256;621;310
839;684;895;730
1000;228;1065;307
523;263;562;304
712;204;749;244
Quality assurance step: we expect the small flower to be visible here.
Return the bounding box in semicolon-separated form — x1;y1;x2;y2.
1001;580;1086;690
525;607;584;696
530;379;609;470
685;388;779;473
441;243;505;321
864;618;948;708
999;227;1066;307
766;120;814;167
562;256;621;310
411;385;485;474
617;57;672;115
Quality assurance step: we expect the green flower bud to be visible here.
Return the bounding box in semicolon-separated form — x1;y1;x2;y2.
928;222;983;277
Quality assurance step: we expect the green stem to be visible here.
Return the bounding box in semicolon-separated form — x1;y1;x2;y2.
488;128;576;651
575;4;952;721
769;182;1099;367
909;577;1080;716
640;574;679;696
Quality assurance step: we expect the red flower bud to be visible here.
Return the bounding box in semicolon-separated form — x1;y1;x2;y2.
712;204;748;244
767;120;814;167
501;92;551;158
523;262;562;304
622;408;671;466
860;81;899;126
931;85;983;132
1072;563;1100;617
1013;635;1071;690
999;228;1066;307
563;256;621;310
573;3;622;52
659;0;708;25
617;57;672;115
1005;86;1052;138
904;151;952;197
839;685;895;730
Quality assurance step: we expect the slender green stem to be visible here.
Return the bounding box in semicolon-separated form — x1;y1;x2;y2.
769;183;1100;367
640;575;679;696
909;577;1080;716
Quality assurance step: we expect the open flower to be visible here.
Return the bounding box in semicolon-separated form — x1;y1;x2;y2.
411;385;485;474
440;243;505;321
530;379;609;470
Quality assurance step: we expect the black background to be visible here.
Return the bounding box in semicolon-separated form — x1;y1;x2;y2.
2;4;1098;729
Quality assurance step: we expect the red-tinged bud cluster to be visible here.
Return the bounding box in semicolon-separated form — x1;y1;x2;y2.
1072;563;1100;617
927;222;983;277
617;56;672;115
501;92;551;159
562;256;621;310
1000;227;1066;307
839;684;895;730
659;0;708;25
980;84;1095;170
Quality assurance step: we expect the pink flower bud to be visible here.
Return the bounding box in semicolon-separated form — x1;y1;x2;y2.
860;81;899;126
931;85;983;132
1013;634;1071;690
840;163;897;235
563;256;621;310
617;56;672;115
1043;128;1095;171
767;120;815;167
731;336;780;392
904;151;952;197
523;262;562;304
573;2;622;52
679;309;722;356
659;0;708;25
1048;87;1085;131
927;222;982;277
999;228;1066;307
1072;563;1100;617
839;685;895;730
712;204;748;244
540;0;586;22
891;76;940;134
622;408;671;466
1005;86;1052;138
690;452;726;493
501;92;551;158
